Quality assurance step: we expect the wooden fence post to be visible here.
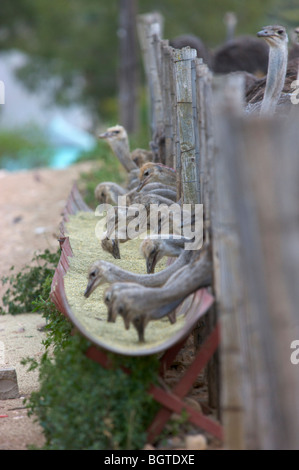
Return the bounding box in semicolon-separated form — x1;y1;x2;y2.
160;42;177;171
220;106;299;450
136;13;165;162
173;47;199;205
211;73;247;449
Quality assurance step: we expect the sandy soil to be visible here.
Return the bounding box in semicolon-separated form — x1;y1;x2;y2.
0;162;95;450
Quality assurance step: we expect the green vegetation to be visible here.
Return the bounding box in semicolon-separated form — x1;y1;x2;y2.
1;248;160;449
24;331;160;450
0;249;60;315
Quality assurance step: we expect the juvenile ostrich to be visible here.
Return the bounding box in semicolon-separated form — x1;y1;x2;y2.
98;125;138;174
107;247;212;342
130;148;153;168
100;191;182;259
245;25;294;115
137;162;177;192
140;234;195;274
94;181;127;205
83;249;193;297
100;203;148;259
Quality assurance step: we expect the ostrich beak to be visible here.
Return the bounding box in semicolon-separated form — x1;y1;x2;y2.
146;253;157;274
84;278;96;298
136;175;150;192
111;240;121;259
257;28;274;38
98;130;113;139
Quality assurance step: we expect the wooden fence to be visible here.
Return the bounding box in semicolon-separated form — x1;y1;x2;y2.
136;12;299;450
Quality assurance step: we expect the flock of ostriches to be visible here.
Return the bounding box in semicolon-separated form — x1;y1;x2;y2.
83;18;299;342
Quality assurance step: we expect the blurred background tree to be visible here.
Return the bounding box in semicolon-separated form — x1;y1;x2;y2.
0;0;298;138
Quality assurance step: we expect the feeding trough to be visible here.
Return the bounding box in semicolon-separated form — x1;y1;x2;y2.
50;184;214;357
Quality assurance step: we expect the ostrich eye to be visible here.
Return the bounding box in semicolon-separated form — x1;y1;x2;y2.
277;30;284;35
90;271;96;278
144;170;149;177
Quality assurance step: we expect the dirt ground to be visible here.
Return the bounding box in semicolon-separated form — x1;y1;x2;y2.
0;162;95;450
0;163;221;451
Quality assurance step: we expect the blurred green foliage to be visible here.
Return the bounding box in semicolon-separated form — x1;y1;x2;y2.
0;126;53;170
0;0;291;123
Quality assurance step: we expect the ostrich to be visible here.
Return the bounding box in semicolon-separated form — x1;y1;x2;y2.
130;148;153;168
137;162;177;192
94;181;127;205
132;192;176;208
100;203;148;259
100;191;182;259
245;25;293;115
107;247;212;342
169;34;212;68
98;125;138;174
136;187;177;202
83;249;194;298
213;27;269;76
140;234;195;274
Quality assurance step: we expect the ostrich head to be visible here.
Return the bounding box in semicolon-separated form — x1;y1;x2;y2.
98;124;127;144
98;124;137;172
94;182;126;205
141;235;189;274
101;237;121;259
141;238;164;274
257;25;288;47
84;260;112;297
104;282;141;323
137;163;176;192
109;294;149;342
131;148;153;167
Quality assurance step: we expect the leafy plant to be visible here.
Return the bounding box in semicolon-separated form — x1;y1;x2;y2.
6;248;160;450
24;333;160;450
0;249;60;315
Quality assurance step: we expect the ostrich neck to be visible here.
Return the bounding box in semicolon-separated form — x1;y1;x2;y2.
106;250;193;287
111;140;137;172
261;44;288;114
162;237;191;256
127;250;212;312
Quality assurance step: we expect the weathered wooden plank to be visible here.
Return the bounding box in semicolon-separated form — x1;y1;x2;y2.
136;13;164;162
224;109;299;449
173;47;198;205
211;74;251;449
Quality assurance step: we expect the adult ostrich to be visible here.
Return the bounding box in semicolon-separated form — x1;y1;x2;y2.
212;34;269;75
245;25;295;115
